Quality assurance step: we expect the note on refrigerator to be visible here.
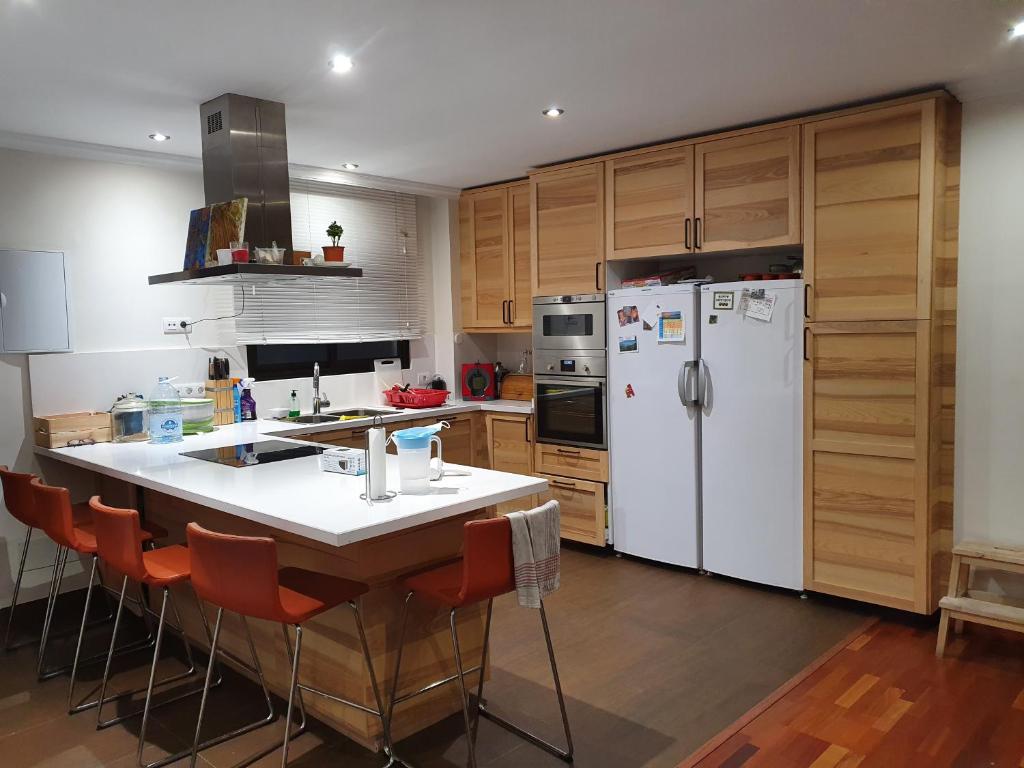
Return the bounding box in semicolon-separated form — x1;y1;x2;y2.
745;294;777;322
657;311;685;343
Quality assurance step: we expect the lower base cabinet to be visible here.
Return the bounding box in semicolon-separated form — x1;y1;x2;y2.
485;413;535;515
537;474;606;546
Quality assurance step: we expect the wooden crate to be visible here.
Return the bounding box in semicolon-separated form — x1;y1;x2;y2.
33;411;112;448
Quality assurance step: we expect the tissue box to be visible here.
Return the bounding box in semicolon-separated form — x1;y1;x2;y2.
320;447;367;476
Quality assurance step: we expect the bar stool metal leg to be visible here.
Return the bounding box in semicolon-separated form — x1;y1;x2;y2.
3;525;33;651
36;545;69;679
280;624;304;768
449;609;479;768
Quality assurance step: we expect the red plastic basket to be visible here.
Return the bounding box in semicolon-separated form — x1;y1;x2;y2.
383;388;450;408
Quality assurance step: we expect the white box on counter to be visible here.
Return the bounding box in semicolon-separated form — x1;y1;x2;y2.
319;446;367;476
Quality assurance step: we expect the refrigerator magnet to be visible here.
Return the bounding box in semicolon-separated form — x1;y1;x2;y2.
625;383;635;399
713;291;734;310
618;336;639;353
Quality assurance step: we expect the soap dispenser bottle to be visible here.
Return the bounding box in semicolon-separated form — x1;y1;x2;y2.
288;390;300;418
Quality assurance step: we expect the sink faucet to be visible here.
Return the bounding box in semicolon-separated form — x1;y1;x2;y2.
312;362;331;414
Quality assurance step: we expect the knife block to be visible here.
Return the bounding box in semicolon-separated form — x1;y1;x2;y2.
207;380;236;425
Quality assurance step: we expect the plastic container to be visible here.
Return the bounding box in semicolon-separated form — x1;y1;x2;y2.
240;378;257;421
181;398;215;434
389;423;447;493
148;377;184;444
289;390;300;418
111;394;149;443
383;387;450;408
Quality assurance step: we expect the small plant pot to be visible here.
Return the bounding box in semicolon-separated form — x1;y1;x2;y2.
323;246;345;262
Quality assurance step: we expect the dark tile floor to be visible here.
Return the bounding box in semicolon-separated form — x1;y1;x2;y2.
0;547;872;767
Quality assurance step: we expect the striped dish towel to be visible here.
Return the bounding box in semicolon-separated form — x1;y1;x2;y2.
506;500;561;609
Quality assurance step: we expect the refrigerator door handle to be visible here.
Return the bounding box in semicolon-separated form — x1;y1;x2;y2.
680;360;699;407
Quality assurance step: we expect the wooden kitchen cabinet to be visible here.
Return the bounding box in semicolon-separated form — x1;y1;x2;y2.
537;474;605;546
531;163;605;296
459;183;532;332
534;443;608;484
693;125;801;253
605;145;695;260
485;413;535;515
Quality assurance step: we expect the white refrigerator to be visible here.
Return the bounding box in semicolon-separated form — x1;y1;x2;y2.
607;279;803;589
607;284;702;567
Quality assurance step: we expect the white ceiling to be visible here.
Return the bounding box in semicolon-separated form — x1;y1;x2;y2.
1;0;1023;190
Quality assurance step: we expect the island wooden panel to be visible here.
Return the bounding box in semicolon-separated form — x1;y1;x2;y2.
109;483;494;751
694;125;801;252
605;144;695;260
531;163;605;296
803;103;925;322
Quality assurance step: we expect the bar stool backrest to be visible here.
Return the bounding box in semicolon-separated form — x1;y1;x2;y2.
186;522;285;622
30;477;86;550
90;497;148;582
0;465;39;528
460;517;516;605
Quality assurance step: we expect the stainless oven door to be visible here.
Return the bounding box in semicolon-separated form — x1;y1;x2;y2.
535;376;607;449
532;302;606;353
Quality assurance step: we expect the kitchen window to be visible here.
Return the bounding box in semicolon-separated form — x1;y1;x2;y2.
246;340;410;381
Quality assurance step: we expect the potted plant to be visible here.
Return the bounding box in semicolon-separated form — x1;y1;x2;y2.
323;221;345;262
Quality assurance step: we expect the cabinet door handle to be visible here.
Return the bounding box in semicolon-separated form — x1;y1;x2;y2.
556;447;581;456
502;299;509;325
509;299;515;324
684;218;691;250
803;284;811;320
525;419;530;443
803;327;811;362
695;217;702;249
595;262;603;291
550;480;577;491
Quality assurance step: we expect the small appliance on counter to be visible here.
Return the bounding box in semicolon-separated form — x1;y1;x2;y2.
111;394;149;443
320;446;367;476
461;362;495;401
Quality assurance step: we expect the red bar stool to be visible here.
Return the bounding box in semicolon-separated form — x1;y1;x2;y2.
389;517;574;768
185;522;399;768
89;497;217;768
29;477;160;684
1;465;97;652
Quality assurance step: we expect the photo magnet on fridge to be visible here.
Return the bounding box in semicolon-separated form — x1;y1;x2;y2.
618;336;638;353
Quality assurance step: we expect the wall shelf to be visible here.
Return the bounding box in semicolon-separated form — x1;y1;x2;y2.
147;263;363;286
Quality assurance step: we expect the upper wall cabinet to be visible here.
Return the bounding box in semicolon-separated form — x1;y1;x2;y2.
694;126;801;253
459;182;532;331
531;163;605;296
0;250;72;353
803;101;952;322
606;145;695;260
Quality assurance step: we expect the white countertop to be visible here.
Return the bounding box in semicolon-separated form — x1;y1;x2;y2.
34;420;546;548
261;398;533;439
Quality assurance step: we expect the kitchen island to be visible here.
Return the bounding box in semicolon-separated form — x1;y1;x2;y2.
35;421;547;750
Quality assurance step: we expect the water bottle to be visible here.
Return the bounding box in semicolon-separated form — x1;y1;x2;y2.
148;377;184;444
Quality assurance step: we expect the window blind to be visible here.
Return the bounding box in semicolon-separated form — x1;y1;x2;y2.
228;180;424;345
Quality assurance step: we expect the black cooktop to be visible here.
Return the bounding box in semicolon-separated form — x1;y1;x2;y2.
181;440;325;468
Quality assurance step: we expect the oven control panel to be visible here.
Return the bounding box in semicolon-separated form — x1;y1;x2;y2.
534;351;606;379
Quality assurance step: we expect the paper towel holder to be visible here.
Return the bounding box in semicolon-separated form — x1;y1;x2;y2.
361;415;396;503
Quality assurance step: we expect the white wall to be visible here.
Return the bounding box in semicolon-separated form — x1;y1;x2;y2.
955;92;1024;595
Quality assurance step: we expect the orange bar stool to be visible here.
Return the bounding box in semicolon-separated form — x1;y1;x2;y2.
389;517;574;768
29;477;162;684
89;497;217;768
1;465;98;652
185;522;399;768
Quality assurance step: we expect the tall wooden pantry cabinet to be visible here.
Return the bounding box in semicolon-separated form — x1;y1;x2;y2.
802;96;960;613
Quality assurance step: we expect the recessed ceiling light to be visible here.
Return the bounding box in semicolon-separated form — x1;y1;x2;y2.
330;54;354;73
342;162;359;170
543;107;565;118
1011;20;1024;39
148;133;170;142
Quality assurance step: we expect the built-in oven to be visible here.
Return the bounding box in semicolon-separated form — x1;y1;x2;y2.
534;352;607;449
532;294;606;354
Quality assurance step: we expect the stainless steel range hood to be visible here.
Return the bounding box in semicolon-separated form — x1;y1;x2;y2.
199;93;292;253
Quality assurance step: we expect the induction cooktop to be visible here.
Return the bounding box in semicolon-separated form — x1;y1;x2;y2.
181;440;325;468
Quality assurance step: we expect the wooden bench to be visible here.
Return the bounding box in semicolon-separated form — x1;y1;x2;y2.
936;540;1024;656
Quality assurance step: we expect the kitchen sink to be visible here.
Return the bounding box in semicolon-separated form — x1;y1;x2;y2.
326;408;395;418
287;414;341;424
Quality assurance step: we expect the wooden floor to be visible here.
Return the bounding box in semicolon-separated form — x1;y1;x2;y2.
0;547;869;767
685;617;1024;768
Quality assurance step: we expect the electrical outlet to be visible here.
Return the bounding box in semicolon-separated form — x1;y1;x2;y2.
162;317;191;335
417;372;430;386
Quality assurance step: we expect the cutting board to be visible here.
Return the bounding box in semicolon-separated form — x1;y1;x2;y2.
499;374;533;401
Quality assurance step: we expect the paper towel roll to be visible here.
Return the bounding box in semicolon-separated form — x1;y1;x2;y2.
368;426;387;499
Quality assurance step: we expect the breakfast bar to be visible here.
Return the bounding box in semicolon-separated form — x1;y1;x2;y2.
34;421;548;750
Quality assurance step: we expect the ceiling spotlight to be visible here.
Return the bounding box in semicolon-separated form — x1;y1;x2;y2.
148;133;170;142
1011;20;1024;39
330;54;354;73
543;107;565;118
342;162;359;170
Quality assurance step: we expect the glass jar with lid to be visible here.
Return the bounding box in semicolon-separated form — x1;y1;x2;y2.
111;394;149;443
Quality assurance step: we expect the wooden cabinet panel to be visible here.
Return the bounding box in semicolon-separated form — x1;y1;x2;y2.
438;414;475;467
531;164;604;296
534;443;608;483
804;103;928;321
537;474;605;546
508;183;532;327
694;126;800;252
606;145;694;260
486;413;534;515
460;189;509;329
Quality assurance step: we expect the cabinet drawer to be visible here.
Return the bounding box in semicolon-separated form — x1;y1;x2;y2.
534;443;608;482
537;474;605;546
